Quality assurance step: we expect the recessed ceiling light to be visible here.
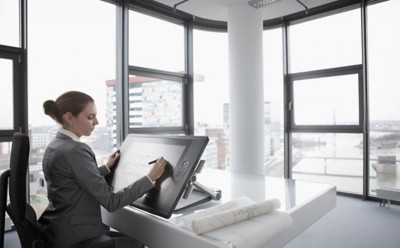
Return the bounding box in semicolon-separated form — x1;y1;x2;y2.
248;0;282;9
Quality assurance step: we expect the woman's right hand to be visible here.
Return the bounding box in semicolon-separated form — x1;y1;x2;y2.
147;157;166;182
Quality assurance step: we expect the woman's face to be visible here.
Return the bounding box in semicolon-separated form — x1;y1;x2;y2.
70;102;99;137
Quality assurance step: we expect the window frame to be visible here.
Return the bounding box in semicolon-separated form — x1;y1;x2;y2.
0;46;27;142
127;66;189;135
125;4;193;137
288;65;364;134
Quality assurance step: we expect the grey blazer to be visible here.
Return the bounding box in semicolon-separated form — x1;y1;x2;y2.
38;132;153;248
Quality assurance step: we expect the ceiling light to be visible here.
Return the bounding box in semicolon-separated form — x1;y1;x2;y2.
248;0;282;9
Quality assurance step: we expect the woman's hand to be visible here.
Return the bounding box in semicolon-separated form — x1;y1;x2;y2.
147;157;166;182
105;150;121;170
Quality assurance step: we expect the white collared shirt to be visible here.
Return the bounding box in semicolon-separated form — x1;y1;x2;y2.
58;128;80;142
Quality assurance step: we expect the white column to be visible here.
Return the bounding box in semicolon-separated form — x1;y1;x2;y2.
228;4;265;175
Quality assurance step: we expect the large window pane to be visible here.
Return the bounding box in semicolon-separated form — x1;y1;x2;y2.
293;74;359;126
289;9;361;73
263;27;284;178
28;0;116;215
292;133;363;194
193;29;229;170
0;142;12;171
368;1;400;196
288;8;364;195
0;58;13;130
129;11;184;72
0;0;19;47
127;75;183;128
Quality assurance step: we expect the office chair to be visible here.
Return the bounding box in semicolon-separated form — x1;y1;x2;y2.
0;132;45;248
0;133;114;248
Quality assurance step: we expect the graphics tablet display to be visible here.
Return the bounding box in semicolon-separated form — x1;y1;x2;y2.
109;134;209;218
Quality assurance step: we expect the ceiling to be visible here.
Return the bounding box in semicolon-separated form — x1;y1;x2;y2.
153;0;339;22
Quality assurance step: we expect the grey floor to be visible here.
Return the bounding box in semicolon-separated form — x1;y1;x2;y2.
285;195;400;248
4;195;400;248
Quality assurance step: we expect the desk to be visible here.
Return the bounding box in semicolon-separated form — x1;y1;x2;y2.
102;169;336;248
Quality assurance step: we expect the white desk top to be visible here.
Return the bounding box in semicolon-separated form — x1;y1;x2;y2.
102;169;336;248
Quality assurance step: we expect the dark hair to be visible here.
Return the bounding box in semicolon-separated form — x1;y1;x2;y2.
43;91;94;125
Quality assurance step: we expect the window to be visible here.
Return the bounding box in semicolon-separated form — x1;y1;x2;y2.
1;0;25;231
288;8;363;194
292;133;364;194
129;10;184;73
292;74;360;126
0;57;14;130
263;27;284;178
0;142;12;171
193;29;229;170
127;74;183;129
28;0;116;214
289;9;361;73
367;0;400;196
0;50;23;138
128;9;187;135
0;0;19;47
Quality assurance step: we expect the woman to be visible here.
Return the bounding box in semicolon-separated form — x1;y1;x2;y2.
38;91;166;248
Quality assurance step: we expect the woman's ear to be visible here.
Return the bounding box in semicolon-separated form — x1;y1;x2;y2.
62;112;74;125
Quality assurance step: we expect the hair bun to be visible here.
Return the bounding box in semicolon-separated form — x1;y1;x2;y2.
43;100;58;117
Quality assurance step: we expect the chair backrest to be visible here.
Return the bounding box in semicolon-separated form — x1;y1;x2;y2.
1;133;113;248
5;133;46;248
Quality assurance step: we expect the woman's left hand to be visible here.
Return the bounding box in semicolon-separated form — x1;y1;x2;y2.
106;150;121;170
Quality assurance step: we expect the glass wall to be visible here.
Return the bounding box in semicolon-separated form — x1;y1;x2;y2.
28;0;116;214
367;0;400;195
193;29;229;170
129;11;184;73
0;58;14;130
128;10;186;135
289;9;361;73
292;74;359;126
0;1;24;231
12;0;399;204
292;133;364;193
127;74;183;128
263;27;284;177
288;8;363;194
0;0;19;47
0;142;12;174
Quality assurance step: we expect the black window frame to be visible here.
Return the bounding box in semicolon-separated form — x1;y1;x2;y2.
0;0;28;142
0;47;27;142
125;4;193;137
119;0;381;199
288;65;364;134
127;66;189;135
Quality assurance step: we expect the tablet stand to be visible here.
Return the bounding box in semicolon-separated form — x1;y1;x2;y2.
174;160;222;212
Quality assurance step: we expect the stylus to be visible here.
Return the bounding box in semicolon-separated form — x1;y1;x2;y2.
148;159;158;165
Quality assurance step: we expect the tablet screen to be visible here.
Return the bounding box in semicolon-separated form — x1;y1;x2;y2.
109;134;209;218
